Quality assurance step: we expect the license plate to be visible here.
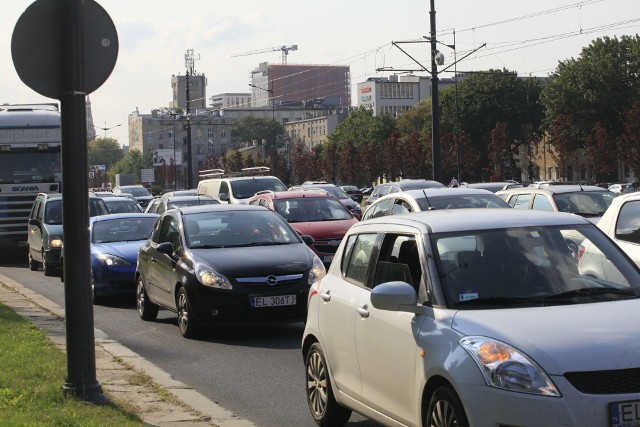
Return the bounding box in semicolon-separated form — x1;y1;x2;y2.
323;255;334;263
610;399;640;427
250;295;296;308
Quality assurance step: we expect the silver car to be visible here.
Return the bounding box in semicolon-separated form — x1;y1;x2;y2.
303;209;640;427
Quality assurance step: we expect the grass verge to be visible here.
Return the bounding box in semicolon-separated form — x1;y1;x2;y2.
0;303;145;426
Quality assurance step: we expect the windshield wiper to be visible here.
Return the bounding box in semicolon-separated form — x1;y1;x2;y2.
455;296;542;306
543;287;638;301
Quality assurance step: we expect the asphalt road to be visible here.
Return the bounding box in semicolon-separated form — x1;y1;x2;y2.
0;253;380;427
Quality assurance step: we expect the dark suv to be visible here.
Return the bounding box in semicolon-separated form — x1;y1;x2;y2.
27;193;109;276
247;190;359;265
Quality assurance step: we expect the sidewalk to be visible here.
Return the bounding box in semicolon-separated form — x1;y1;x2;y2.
0;274;255;427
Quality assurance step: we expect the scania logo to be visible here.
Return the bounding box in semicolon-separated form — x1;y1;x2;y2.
12;186;40;192
266;275;278;286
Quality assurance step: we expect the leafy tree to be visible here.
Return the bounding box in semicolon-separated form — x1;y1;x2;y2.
546;114;580;180
223;149;243;172
541;35;640;142
585;122;618;182
488;122;516;180
618;101;640;181
396;100;431;135
231;116;284;157
107;149;152;185
88;137;124;169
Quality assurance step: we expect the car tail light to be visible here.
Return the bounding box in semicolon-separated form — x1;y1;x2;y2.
577;245;585;262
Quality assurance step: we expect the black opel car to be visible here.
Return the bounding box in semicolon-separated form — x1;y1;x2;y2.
135;204;326;338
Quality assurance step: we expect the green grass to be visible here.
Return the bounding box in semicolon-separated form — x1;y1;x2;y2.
0;303;145;427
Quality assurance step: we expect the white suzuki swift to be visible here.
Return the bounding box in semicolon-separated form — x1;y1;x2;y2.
302;209;640;427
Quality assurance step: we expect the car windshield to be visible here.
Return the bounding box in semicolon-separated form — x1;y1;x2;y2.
184;210;300;248
309;186;349;200
434;224;640;309
273;197;353;222
92;217;156;243
418;194;510;210
167;199;219;209
553;191;614;216
122;187;151;197
44;200;63;225
231;178;287;199
105;199;142;213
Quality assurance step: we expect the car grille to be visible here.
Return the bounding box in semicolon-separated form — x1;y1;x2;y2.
312;238;342;255
564;367;640;394
235;273;305;291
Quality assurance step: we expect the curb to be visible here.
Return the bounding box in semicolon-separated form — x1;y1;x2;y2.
0;274;255;427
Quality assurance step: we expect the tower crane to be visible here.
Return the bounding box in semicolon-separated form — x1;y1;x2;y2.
231;44;298;64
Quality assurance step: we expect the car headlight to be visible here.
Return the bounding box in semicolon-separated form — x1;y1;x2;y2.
195;262;232;289
459;336;561;397
308;255;326;285
96;253;132;267
48;235;63;248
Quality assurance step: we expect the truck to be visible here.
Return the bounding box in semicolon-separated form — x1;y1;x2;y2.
0;103;62;255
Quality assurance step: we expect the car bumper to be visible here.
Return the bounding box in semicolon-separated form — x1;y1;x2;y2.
44;247;62;268
92;264;136;297
458;376;640;427
186;282;310;327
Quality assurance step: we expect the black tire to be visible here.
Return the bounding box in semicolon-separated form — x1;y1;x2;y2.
92;279;105;305
28;251;40;271
177;287;199;339
42;251;55;277
136;276;158;320
426;385;469;427
305;342;351;426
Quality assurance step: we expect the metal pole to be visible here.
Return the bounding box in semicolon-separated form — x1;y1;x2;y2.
454;30;460;182
59;0;106;404
186;73;193;189
430;0;442;183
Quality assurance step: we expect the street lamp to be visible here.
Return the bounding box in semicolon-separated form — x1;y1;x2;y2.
94;122;121;138
249;83;276;177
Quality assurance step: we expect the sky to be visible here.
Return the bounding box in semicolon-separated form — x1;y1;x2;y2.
1;0;639;146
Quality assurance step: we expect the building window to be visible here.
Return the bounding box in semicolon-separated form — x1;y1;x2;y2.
197;144;204;155
220;130;227;138
208;140;214;154
207;127;214;138
159;131;163;140
146;131;152;140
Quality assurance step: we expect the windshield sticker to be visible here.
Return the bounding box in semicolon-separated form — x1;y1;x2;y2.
459;288;479;301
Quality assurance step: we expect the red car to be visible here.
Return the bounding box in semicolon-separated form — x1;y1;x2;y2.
247;190;358;265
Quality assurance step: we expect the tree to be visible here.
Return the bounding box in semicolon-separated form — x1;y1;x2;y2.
541;35;640;143
107;149;152;185
488;122;516;181
546;114;580;180
585;122;618;182
231;115;284;157
88;137;124;169
618;101;640;182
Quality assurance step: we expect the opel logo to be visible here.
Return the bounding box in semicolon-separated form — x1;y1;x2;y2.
266;275;278;286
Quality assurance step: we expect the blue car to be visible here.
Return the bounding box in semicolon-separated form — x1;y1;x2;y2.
62;213;159;304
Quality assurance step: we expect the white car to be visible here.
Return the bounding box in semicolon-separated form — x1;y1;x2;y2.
302;209;640;427
608;183;636;195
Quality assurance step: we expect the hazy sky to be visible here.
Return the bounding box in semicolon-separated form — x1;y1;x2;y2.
2;0;638;146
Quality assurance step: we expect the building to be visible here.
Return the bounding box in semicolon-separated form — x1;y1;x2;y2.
170;74;207;110
284;109;351;151
356;74;465;116
250;62;350;108
209;93;252;110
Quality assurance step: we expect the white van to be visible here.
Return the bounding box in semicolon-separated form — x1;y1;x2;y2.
196;168;287;204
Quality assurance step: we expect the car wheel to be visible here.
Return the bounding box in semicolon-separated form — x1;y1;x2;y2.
426;385;469;427
42;250;55;277
92;279;105;305
28;250;40;271
177;287;199;339
305;342;351;426
136;276;158;321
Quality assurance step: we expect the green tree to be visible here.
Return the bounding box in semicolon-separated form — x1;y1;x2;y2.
231;116;284;161
585;122;618;182
541;35;640;142
107;149;152;185
88;137;124;169
618;101;640;181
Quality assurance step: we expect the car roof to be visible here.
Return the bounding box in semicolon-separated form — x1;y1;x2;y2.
176;203;267;215
101;196;139;202
378;180;446;190
199;175;280;183
251;190;332;200
161;195;214;202
497;185;610;195
89;212;159;224
352;208;589;234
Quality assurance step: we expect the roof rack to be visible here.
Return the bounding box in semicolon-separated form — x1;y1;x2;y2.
198;166;272;179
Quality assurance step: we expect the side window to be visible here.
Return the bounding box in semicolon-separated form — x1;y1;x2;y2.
342;233;377;286
379;186;392;197
389;186;400;194
370;198;393;219
248;199;260;206
512;194;532;210
616;201;640;244
31;200;42;221
259;199;270;209
390;199;411;215
531;194;553;211
156;203;166;214
219;181;230;197
157;216;180;248
373;234;422;295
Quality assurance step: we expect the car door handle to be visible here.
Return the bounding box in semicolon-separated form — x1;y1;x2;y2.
320;290;331;302
357;304;369;318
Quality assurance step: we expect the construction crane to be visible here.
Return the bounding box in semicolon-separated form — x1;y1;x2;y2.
231;45;298;65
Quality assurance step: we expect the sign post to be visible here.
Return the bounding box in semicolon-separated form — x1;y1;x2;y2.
12;0;118;404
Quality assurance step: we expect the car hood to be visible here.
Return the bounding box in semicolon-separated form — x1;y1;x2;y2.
189;242;313;276
290;219;358;239
92;240;147;262
451;300;640;374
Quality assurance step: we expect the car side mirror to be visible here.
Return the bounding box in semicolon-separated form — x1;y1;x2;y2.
300;235;314;245
156;242;174;255
370;281;418;312
219;193;229;202
29;218;41;227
